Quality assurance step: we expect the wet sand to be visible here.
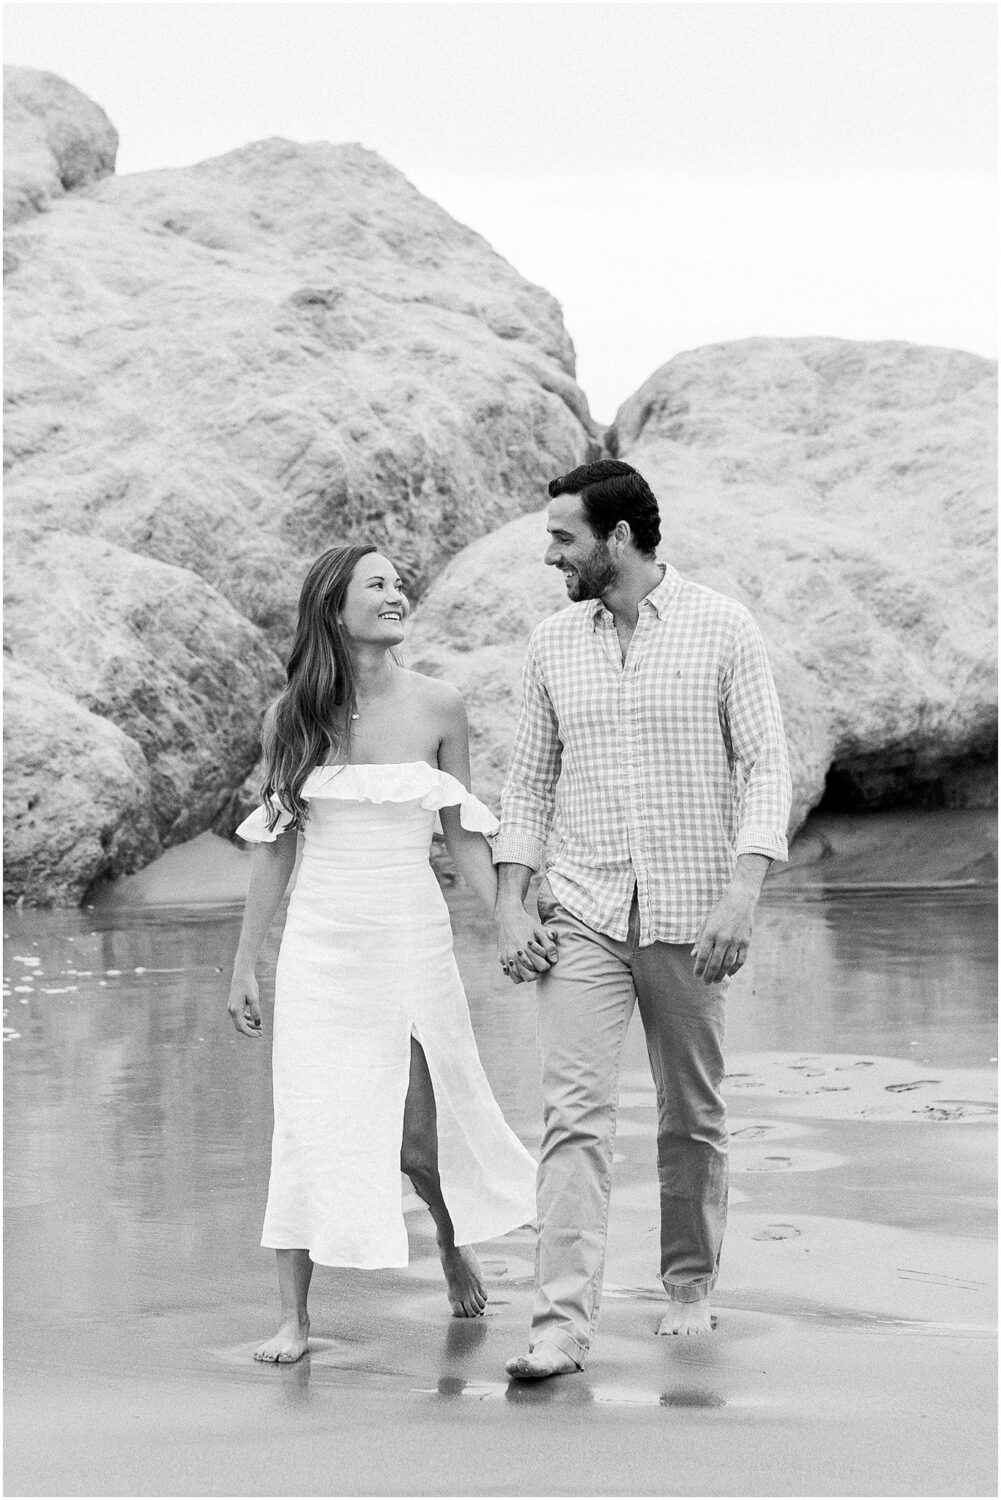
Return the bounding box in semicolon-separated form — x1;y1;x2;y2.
4;811;997;1496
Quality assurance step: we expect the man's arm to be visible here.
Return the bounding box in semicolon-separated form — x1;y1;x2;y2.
493;635;562;984
725;611;793;865
691;851;770;984
692;612;792;985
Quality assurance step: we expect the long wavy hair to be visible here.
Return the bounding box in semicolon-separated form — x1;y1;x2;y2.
260;542;378;832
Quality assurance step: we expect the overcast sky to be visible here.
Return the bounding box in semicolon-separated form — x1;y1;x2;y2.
5;2;997;421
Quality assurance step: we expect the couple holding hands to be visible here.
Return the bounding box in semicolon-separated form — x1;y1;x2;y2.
228;459;791;1381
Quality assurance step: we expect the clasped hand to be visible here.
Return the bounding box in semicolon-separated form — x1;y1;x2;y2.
496;906;559;985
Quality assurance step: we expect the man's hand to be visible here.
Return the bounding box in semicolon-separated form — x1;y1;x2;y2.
691;855;770;985
496;903;558;985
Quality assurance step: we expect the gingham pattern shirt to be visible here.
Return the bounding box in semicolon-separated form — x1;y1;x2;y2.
493;563;792;945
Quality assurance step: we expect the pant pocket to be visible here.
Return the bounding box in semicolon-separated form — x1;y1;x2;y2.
536;874;559;926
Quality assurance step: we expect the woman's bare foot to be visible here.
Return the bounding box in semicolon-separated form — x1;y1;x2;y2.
505;1345;579;1381
657;1301;716;1336
440;1242;487;1317
254;1318;310;1362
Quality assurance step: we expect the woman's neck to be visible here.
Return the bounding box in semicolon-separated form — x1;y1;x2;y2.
348;645;400;703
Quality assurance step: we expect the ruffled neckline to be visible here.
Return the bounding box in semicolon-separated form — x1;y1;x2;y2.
310;759;440;778
305;760;461;794
235;762;498;843
304;762;497;824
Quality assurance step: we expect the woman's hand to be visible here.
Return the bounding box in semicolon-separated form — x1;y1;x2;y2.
226;834;297;1040
228;967;263;1039
496;902;558;984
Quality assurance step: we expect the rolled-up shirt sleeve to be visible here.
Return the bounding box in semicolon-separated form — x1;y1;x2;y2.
723;612;792;863
493;633;562;870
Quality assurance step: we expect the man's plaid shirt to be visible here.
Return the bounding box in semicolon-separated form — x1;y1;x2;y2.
493;563;792;946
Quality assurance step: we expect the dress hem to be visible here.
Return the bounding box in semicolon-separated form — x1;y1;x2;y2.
261;1242;411;1270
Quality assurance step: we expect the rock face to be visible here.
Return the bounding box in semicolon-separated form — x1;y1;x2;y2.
408;339;997;835
3;660;159;907
5;130;592;631
4;67;593;903
4;534;283;904
3;66;117;226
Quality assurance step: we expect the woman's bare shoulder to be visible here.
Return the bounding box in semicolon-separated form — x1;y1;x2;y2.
401;667;464;714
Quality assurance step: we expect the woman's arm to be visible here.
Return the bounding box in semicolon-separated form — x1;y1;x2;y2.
227;830;298;1038
434;685;499;912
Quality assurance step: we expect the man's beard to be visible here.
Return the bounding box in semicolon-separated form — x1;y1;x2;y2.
569;541;617;601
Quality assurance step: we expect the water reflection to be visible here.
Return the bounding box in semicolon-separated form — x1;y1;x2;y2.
433;1318;490;1400
3;884;995;1379
730;890;996;1062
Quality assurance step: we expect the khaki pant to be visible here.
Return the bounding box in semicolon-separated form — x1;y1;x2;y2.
530;879;729;1367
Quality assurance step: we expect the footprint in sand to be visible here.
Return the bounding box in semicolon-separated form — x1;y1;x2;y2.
885;1079;941;1093
752;1223;801;1241
479;1260;509;1277
745;1155;792;1172
730;1124;773;1140
918;1100;998;1121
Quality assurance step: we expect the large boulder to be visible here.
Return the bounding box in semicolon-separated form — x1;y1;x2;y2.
408;339;997;833
4;533;284;904
3;661;159;906
4;126;593;635
4;69;593;902
3;66;117;227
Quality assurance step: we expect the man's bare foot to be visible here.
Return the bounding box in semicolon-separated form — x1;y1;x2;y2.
657;1302;716;1336
505;1346;579;1381
440;1242;487;1318
253;1318;310;1362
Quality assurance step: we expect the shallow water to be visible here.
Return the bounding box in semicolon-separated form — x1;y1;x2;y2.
4;881;997;1497
4;886;994;1196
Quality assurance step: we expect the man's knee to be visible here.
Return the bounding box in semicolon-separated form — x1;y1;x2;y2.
656;1115;729;1162
541;1082;617;1151
652;1059;726;1136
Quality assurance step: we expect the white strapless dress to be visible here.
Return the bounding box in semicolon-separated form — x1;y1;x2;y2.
236;762;537;1268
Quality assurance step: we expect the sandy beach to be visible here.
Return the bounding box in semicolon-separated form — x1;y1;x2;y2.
3;809;996;1497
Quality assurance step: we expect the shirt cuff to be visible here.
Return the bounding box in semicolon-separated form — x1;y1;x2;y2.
491;831;546;871
735;824;789;864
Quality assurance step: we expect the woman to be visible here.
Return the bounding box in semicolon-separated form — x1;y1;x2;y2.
227;543;538;1364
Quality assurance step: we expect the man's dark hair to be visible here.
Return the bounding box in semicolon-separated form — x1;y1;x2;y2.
548;460;661;557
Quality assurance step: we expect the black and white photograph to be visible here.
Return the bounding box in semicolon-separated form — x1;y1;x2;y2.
3;3;996;1496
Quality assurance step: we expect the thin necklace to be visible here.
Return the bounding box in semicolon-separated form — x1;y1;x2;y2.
352;665;396;722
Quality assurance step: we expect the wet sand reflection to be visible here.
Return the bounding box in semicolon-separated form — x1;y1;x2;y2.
3;881;996;1497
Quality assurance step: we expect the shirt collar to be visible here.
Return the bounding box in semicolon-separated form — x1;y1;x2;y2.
590;562;682;628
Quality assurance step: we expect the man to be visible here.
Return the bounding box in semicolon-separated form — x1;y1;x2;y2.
493;459;792;1381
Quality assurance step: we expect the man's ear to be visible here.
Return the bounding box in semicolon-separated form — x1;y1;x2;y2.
614;520;632;550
